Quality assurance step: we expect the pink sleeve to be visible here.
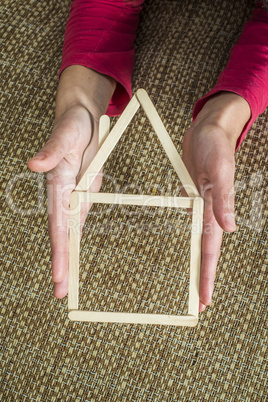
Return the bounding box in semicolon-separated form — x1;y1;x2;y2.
59;0;144;116
193;4;268;149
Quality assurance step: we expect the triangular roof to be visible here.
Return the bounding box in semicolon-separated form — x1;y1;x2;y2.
76;89;199;198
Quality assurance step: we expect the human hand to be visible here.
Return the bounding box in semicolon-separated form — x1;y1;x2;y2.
182;92;251;312
28;66;116;298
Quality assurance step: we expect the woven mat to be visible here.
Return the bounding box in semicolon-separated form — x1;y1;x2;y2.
1;0;267;400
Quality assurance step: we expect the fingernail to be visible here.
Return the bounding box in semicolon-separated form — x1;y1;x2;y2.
31;152;46;161
225;214;236;230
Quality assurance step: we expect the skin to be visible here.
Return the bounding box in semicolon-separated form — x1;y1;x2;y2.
28;66;116;298
182;92;251;311
28;65;251;310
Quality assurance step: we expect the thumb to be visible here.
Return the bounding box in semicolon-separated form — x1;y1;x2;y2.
210;160;236;233
27;119;80;173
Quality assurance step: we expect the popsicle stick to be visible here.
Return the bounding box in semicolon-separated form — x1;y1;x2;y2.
99;115;110;149
76;191;194;209
76;94;140;192
68;191;81;310
135;89;199;198
68;89;204;326
68;310;198;327
188;197;204;317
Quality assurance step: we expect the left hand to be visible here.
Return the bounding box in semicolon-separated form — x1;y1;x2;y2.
182;92;251;312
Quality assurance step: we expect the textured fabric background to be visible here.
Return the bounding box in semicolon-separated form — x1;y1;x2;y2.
1;0;267;400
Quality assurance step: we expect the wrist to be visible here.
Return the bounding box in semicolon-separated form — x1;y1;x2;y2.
194;92;251;145
55;65;116;121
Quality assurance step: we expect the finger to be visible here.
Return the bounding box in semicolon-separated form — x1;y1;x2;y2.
48;147;100;297
209;159;236;232
27;108;92;173
98;114;110;148
199;194;223;307
80;202;93;233
199;302;206;313
52;198;93;297
54;271;69;299
47;172;75;294
28;127;78;173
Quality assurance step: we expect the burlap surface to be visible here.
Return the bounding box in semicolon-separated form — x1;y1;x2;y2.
1;0;267;400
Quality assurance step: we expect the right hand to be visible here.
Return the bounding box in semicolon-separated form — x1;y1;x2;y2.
27;66;116;298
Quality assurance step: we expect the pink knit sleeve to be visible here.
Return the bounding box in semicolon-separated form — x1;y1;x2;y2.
193;4;268;149
59;0;144;116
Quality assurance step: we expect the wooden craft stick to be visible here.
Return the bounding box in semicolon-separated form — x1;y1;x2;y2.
76;94;140;192
68;89;204;326
135;89;199;198
76;191;194;209
188;197;204;317
68;310;198;327
99;115;110;149
68;191;81;310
